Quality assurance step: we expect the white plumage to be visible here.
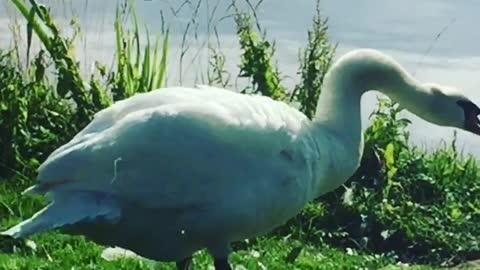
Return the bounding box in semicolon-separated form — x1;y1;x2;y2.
6;85;327;262
2;49;479;269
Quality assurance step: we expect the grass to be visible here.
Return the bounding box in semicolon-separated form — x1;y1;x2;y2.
1;0;480;269
0;232;426;270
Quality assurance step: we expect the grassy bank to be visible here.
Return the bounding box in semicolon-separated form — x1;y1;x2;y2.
0;0;479;269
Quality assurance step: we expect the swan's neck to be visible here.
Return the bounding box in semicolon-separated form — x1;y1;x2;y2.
307;50;429;198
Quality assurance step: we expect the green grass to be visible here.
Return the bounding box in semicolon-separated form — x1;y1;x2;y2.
0;234;429;270
0;186;433;270
1;0;480;269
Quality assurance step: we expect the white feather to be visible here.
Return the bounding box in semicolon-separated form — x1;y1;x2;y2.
2;192;120;238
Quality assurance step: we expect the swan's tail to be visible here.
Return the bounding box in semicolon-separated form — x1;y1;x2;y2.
1;192;121;239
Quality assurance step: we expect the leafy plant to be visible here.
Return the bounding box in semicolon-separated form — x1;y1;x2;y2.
111;0;169;101
0;49;77;179
234;10;288;101
11;0;108;128
290;1;336;119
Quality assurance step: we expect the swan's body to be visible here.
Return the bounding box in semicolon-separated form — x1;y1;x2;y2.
2;49;479;269
4;86;351;260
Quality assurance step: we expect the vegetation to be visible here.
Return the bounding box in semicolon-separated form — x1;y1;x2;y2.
0;0;479;269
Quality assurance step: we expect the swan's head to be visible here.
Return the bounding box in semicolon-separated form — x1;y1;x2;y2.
422;83;480;136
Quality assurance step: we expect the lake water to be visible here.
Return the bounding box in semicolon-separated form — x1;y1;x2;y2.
0;0;479;156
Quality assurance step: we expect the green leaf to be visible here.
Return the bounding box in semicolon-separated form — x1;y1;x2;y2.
384;143;395;167
450;208;462;220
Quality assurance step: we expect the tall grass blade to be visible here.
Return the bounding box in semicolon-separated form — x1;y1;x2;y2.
11;0;52;50
156;31;169;88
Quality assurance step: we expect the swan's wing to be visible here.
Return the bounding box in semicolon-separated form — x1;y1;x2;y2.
28;87;311;209
48;86;206;157
48;86;305;157
1;192;120;238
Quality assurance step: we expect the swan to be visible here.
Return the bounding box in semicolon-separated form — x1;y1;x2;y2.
2;49;479;270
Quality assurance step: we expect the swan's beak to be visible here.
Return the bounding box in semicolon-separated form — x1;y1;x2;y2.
466;110;480;135
458;100;480;136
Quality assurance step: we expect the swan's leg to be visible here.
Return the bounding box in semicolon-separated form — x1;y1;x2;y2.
176;256;193;270
213;257;232;270
209;243;232;270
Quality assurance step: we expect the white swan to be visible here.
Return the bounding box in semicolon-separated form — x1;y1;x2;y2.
2;49;479;270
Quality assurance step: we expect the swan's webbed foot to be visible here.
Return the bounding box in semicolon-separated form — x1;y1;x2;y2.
214;257;232;270
176;256;193;270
